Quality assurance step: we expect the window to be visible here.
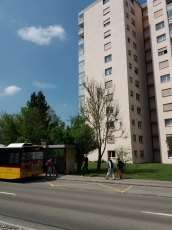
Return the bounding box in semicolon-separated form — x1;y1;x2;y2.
130;76;133;83
108;150;115;158
134;150;137;158
140;150;145;158
158;47;167;56
104;42;111;50
103;0;110;4
129;63;132;69
135;80;139;88
131;18;135;26
137;107;141;114
105;80;112;88
159;60;169;69
135;67;138;75
106;107;113;114
104;30;111;39
130;90;133;97
126;12;129;19
128;50;131;56
126;1;128;7
157;34;166;43
133;42;137;50
133;135;136;141
132;30;136;38
128;37;131;43
134;54;138;62
79;96;85;108
107;121;114;128
103;7;110;15
107;136;115;144
138;121;142;129
139;136;143;143
104;18;110;27
78;43;84;51
154;9;163;19
105;54;112;63
165;119;172;127
168;151;172;158
106;93;113;100
132;119;135;126
127;25;130;31
130;0;134;4
131;105;134;111
168;9;172;19
153;0;162;7
105;67;112;75
136;93;140;101
131;7;135;15
161;74;170;83
163;103;172;112
78;13;84;21
156;21;164;30
162;88;171;97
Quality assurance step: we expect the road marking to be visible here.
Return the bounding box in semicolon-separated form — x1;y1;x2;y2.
142;211;172;217
94;183;122;193
0;192;16;196
54;183;91;187
121;186;132;193
44;180;54;187
0;221;35;230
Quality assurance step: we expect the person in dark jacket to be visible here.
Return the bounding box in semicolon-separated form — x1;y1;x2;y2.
53;158;58;176
106;157;115;180
117;157;124;179
82;154;91;177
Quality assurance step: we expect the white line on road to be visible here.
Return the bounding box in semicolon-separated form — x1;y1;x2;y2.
0;221;35;230
142;211;172;217
0;191;16;196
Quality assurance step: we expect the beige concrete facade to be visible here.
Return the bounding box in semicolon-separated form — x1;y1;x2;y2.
78;0;172;163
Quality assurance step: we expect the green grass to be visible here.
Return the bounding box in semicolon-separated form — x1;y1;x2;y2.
76;163;172;181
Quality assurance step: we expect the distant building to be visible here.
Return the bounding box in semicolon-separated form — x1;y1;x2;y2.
78;0;172;163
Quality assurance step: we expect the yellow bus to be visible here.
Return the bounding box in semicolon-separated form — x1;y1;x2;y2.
0;143;44;179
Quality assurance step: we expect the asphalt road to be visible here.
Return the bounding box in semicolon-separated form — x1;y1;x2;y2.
0;177;172;230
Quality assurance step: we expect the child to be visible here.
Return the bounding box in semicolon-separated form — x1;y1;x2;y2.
117;158;124;179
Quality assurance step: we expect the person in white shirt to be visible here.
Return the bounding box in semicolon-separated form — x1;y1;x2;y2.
106;157;115;180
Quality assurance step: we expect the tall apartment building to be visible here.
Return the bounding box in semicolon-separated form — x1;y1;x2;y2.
78;0;172;163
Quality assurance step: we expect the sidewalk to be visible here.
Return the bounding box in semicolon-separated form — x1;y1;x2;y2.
43;174;172;188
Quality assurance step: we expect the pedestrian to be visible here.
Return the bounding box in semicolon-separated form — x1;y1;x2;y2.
53;158;58;176
82;154;91;177
46;158;53;177
117;157;124;179
106;157;115;180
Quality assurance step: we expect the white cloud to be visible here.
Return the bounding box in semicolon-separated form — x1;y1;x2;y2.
34;81;58;89
17;25;66;45
0;85;21;97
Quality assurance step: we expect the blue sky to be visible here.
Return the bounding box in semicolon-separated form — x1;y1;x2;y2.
0;0;146;123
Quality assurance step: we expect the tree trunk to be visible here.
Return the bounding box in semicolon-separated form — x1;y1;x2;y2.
97;148;102;171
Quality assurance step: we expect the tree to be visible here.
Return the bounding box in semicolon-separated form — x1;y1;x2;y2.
15;107;47;144
0;112;18;145
166;136;172;155
27;91;61;143
80;78;127;171
69;115;98;171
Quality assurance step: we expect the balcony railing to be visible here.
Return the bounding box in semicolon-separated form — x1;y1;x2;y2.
78;28;84;38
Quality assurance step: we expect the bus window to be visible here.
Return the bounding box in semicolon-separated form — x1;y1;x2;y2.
0;152;5;165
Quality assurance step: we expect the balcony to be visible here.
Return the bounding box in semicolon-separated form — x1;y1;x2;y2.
78;28;84;38
166;0;172;6
78;18;84;27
